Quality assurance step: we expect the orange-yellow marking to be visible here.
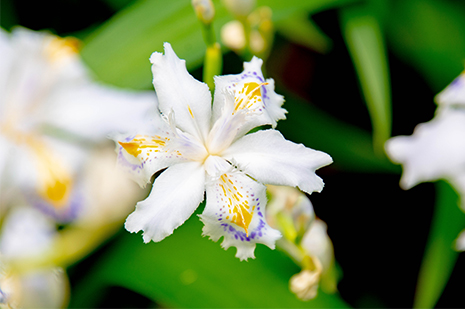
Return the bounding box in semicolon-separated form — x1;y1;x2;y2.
188;105;195;118
233;82;269;115
118;134;168;158
219;174;254;235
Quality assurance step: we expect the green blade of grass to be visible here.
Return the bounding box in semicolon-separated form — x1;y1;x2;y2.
340;5;391;155
414;180;465;308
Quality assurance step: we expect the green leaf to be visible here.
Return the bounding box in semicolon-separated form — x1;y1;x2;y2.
276;13;332;54
278;93;398;174
413;180;465;308
340;5;392;155
70;212;350;308
386;0;465;91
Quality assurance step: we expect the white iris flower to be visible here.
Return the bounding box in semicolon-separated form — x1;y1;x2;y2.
116;43;332;260
385;72;465;191
0;28;155;221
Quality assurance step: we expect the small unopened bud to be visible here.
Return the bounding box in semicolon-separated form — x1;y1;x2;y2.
248;7;273;55
222;0;256;17
221;21;246;51
192;0;215;24
289;258;322;301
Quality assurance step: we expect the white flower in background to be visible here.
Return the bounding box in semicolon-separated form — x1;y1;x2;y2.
115;43;332;260
385;70;465;193
0;27;156;221
266;185;336;300
385;109;465;190
386;71;465;252
0;207;68;308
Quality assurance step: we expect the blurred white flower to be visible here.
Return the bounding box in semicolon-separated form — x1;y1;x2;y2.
115;43;332;260
222;0;256;17
192;0;215;24
221;21;246;51
0;27;156;221
0;207;68;308
385;109;465;190
386;71;465;252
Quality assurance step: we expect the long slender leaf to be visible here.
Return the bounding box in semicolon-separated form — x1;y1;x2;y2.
413;181;465;308
340;5;391;155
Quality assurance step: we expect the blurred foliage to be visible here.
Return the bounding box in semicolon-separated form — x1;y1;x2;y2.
414;181;465;308
340;3;391;155
69;210;349;308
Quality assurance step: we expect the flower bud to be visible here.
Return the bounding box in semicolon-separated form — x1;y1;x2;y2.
222;0;256;17
192;0;215;24
289;258;322;301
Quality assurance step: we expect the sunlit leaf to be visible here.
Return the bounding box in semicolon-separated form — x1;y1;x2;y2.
340;5;392;155
413;181;465;308
70;211;350;308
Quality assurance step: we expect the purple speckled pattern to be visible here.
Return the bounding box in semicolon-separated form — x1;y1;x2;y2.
211;172;270;243
227;71;270;108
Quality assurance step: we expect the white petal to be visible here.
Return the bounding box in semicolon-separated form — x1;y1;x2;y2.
212;56;286;129
114;124;207;187
42;82;158;142
435;72;465;106
206;91;250;154
0;29;13;106
125;161;206;243
301;219;334;271
0;207;55;259
223;130;333;194
18;268;69;309
200;171;281;261
150;43;212;141
385;109;465;189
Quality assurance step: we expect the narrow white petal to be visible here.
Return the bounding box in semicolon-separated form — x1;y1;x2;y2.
200;171;281;261
42;82;158;142
223;130;333;194
212;56;286;129
385;109;465;189
125;161;206;243
114;120;209;188
150;43;212;141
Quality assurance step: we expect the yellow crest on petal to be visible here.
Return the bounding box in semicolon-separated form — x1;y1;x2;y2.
219;174;255;235
119;134;169;159
233;82;268;115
